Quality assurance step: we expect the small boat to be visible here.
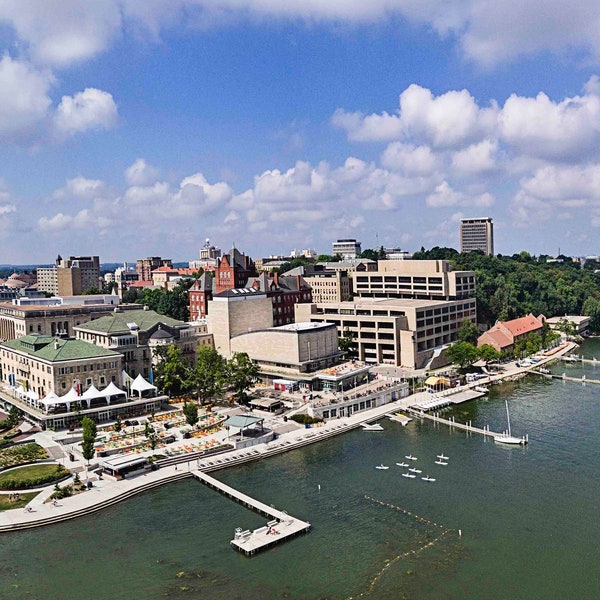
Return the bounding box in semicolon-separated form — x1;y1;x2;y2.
402;472;416;479
474;385;489;393
408;467;422;474
421;475;436;482
404;454;417;460
396;462;409;467
375;464;389;470
435;460;448;466
388;413;412;426
436;453;449;460
494;400;528;446
361;422;384;431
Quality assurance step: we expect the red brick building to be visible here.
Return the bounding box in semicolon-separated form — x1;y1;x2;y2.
247;272;313;326
477;313;543;353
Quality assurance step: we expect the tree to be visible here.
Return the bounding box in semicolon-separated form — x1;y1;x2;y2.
114;416;123;433
192;346;227;404
446;341;478;368
477;344;501;363
338;327;356;356
81;417;97;464
7;405;20;428
457;318;480;345
144;422;159;453
183;401;199;427
227;352;260;404
152;345;193;397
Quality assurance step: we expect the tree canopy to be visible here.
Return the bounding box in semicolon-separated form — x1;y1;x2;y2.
413;248;600;330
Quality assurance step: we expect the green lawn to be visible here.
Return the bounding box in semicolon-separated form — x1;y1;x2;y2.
0;491;38;511
0;463;70;490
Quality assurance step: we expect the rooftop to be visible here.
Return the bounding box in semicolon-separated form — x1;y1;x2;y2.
2;335;122;361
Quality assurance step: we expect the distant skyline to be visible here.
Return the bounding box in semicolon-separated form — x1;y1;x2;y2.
2;2;600;262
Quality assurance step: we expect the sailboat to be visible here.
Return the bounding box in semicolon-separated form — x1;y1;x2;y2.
494;400;527;445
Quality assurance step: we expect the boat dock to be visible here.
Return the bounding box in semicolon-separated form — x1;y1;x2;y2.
410;389;486;411
192;471;311;556
407;408;527;443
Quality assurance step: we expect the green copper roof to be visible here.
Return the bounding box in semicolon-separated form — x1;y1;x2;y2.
75;308;184;334
3;335;121;362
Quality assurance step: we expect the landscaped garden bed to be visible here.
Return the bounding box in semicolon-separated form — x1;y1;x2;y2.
0;443;48;470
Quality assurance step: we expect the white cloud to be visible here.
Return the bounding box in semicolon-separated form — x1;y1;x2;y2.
426;181;494;208
0;1;122;67
511;163;600;227
451;139;498;174
500;86;600;161
53;88;118;137
332;109;402;142
334;84;498;149
399;84;498;149
0;54;52;142
52;177;106;201
125;159;160;186
381;142;439;176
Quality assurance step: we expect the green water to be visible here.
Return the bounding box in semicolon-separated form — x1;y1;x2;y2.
3;340;600;599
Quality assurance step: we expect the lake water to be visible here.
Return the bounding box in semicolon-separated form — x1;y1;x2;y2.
2;340;600;599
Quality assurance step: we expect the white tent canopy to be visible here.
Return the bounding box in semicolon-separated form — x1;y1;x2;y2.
130;373;157;397
103;381;127;398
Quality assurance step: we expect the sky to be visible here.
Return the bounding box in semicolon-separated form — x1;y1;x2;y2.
2;2;600;264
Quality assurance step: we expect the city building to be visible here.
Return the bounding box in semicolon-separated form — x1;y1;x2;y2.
246;272;312;326
207;289;274;356
332;238;362;260
477;314;543;353
319;258;377;275
189;272;214;321
189;239;222;270
213;247;257;294
74;307;201;379
460;217;494;255
295;296;477;369
136;256;173;282
1;334;123;400
283;264;351;303
230;321;343;376
37;255;100;296
0;297;129;341
352;260;476;301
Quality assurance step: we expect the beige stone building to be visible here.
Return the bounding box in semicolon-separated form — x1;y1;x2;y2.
74;307;200;379
283;265;351;303
1;334;123;399
37;255;100;296
207;290;274;356
295;296;477;369
0;299;130;341
230;321;342;374
352;259;476;301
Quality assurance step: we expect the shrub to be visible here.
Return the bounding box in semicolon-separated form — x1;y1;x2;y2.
290;414;323;425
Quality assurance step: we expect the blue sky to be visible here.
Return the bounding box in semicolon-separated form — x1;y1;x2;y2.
1;1;600;263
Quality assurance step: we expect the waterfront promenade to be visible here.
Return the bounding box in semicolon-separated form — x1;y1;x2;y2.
0;340;577;532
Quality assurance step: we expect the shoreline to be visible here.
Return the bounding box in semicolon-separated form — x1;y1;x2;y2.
0;340;579;532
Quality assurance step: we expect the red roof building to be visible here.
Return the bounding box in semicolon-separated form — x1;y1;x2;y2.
477;313;543;353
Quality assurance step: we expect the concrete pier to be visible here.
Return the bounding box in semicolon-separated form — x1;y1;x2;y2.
192;471;311;555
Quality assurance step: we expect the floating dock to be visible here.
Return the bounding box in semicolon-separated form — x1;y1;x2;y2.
407;409;528;444
193;470;311;556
